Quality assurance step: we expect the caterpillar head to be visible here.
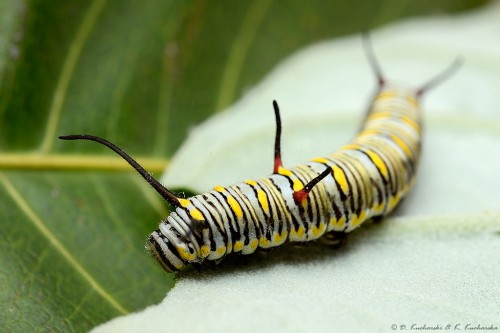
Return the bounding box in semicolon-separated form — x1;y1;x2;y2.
146;212;206;273
147;229;188;273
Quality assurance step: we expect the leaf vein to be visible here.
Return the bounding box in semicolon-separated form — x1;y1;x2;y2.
214;0;273;112
40;0;107;153
0;172;128;314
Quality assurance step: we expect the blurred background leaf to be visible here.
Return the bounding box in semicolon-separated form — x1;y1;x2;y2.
0;0;489;332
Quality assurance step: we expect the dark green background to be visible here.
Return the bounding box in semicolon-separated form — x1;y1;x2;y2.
0;0;488;332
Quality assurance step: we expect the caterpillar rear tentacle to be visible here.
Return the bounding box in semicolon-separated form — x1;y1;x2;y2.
416;57;463;97
60;35;461;273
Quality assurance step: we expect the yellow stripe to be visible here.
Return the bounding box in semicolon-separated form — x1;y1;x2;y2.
296;226;305;238
277;166;291;176
332;165;349;194
178;198;190;208
245;180;270;215
257;189;269;214
376;91;397;100
216;247;226;256
367;111;391;120
233;241;244;252
227;195;243;219
390;135;412;157
313;157;329;164
311;224;326;238
406;95;419;107
330;216;346;229
278;166;303;191
190;208;204;221
200;245;210;257
293;180;303;192
177;247;196;261
272;233;282;243
178;198;204;220
351;211;367;228
214;185;225;192
290;226;306;239
358;129;379;137
388;193;400;211
400;115;421;133
373;201;385;214
249;239;259;250
341;144;359;151
365;150;389;179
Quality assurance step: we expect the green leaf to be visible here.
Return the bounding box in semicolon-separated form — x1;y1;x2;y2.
0;0;489;332
95;4;500;332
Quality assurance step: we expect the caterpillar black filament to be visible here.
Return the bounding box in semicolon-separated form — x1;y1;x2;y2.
60;36;460;273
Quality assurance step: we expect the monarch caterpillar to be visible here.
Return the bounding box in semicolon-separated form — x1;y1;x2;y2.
60;35;460;273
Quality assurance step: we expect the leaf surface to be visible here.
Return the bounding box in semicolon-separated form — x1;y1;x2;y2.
0;0;490;332
96;4;500;332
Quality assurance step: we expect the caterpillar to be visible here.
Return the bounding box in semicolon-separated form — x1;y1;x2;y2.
59;36;460;273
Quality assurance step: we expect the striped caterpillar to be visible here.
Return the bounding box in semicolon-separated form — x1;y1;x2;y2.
60;36;460;273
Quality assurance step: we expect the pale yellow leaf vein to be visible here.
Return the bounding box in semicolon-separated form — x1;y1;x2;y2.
214;0;273;112
40;0;107;153
0;153;168;172
0;172;128;314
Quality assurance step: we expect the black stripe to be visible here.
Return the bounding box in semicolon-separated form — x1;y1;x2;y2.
267;178;288;237
200;194;220;251
245;182;266;239
235;184;263;242
231;186;252;246
313;160;343;225
295;166;322;234
212;190;239;247
306;165;328;230
357;148;389;186
274;177;300;234
151;237;178;272
287;169;308;224
340;157;364;216
370;178;384;212
204;193;229;247
331;162;352;223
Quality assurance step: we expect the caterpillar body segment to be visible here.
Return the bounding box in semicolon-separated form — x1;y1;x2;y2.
146;83;425;272
59;36;460;273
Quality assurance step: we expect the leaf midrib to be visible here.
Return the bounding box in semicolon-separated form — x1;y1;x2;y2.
0;153;168;172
